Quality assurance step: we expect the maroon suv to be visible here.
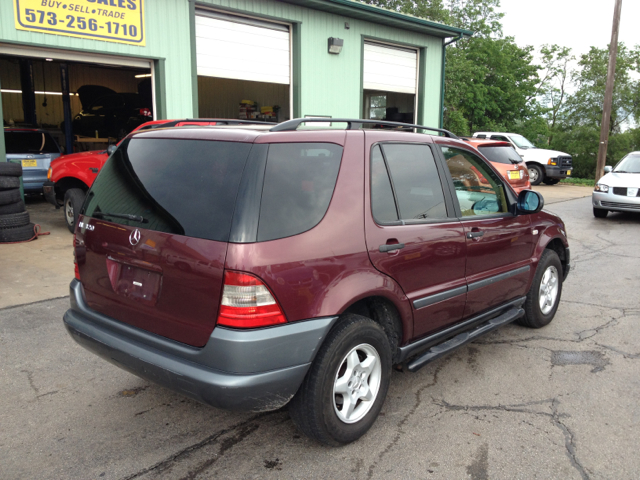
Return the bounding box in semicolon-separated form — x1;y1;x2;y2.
64;118;570;445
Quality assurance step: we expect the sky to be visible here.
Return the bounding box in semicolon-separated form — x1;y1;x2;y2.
498;0;640;58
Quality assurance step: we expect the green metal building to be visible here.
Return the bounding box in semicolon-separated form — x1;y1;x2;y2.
0;0;470;159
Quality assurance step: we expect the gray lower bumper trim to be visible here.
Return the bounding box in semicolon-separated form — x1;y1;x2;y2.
64;280;338;411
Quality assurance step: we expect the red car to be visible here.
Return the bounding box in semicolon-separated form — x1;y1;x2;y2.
44;119;259;232
64;118;570;445
463;138;531;194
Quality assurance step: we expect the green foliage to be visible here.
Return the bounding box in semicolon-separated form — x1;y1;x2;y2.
559;178;595;187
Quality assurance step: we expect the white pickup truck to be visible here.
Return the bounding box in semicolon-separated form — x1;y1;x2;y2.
473;132;572;185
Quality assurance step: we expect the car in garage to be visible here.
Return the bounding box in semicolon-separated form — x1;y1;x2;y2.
4;127;62;193
463;138;531;194
593;151;640;218
63;118;570;446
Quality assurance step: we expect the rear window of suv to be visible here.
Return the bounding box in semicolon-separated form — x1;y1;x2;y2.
478;145;523;165
82;138;252;242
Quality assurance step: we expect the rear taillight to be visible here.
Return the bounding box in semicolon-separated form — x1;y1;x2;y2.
139;108;152;117
217;271;287;328
73;234;80;280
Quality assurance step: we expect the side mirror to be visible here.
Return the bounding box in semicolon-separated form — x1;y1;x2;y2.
107;144;117;156
604;165;612;174
517;190;544;214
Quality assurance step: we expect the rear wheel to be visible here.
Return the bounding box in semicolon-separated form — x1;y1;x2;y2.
528;164;543;186
593;208;608;218
518;249;563;328
289;315;392;446
64;188;85;233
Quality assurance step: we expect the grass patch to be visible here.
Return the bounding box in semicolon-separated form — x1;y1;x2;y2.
560;177;595;187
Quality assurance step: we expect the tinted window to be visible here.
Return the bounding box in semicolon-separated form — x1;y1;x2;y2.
370;145;398;223
441;146;508;217
83;138;252;241
490;135;509;142
4;131;60;154
381;144;447;221
258;143;343;242
479;145;523;164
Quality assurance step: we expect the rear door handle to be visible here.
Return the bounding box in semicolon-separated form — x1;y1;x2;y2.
466;230;484;239
379;243;405;253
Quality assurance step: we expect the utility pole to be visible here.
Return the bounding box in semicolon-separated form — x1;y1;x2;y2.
595;0;623;183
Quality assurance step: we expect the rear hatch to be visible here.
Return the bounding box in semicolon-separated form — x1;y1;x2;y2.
5;130;61;185
76;135;253;347
477;144;529;189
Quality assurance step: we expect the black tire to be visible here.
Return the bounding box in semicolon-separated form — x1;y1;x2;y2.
0;163;23;177
289;315;392;446
0;176;20;190
63;188;85;233
0;211;30;228
527;164;544;186
543;178;560;185
0;189;21;206
593;208;608;218
0;223;35;243
518;249;563;328
0;201;26;215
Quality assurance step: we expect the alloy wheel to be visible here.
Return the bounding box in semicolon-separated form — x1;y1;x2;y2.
538;265;559;315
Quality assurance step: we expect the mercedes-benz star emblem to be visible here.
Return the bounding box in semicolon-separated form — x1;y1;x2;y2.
129;229;141;246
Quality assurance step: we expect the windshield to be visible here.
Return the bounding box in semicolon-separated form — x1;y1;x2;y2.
508;134;535;149
614;154;640;173
5;131;60;154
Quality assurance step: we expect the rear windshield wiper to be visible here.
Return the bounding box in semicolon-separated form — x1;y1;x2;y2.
93;212;149;223
509;158;521;164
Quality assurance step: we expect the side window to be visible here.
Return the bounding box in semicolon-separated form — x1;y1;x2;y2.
258;143;343;242
370;143;447;223
440;146;509;217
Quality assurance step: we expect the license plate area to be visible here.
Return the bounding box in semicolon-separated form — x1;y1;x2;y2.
21;159;37;167
508;170;522;180
106;257;162;306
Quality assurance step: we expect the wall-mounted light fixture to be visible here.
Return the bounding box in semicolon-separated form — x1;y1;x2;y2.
328;37;343;54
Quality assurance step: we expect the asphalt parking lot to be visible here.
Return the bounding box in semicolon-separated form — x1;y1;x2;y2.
2;184;639;479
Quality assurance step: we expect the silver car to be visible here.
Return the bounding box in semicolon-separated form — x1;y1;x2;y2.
592;151;640;218
4;128;62;193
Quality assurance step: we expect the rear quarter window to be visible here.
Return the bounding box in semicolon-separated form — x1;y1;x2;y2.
5;131;60;154
257;143;343;242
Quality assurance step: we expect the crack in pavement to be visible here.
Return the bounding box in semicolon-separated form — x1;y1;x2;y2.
120;411;276;480
594;343;640;360
366;360;449;479
434;397;590;479
21;369;39;397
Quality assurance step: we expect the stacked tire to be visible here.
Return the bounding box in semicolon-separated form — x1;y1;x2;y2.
0;163;35;243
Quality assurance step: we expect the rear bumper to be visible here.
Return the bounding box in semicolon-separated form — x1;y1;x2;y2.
22;170;48;192
43;181;59;207
63;279;337;411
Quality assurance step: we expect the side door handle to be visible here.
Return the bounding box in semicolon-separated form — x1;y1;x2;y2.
379;243;405;253
466;230;484;239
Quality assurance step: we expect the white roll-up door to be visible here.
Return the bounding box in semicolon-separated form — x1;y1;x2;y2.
363;42;418;94
195;11;290;85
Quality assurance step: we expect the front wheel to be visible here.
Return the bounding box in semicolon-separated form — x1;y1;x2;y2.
527;164;543;186
593;207;608;218
289;315;392;446
64;188;86;233
518;249;563;328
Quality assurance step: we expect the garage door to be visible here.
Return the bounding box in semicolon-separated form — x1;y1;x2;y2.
195;11;290;85
363;42;418;94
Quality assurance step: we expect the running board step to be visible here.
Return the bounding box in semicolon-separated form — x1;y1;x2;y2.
406;307;524;372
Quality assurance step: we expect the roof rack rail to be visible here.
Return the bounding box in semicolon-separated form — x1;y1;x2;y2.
269;118;459;139
159;118;273;128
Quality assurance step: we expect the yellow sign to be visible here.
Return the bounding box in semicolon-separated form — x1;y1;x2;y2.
14;0;145;46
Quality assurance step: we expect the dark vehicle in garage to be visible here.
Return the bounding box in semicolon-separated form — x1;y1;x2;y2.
64;118;570;446
70;84;153;139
